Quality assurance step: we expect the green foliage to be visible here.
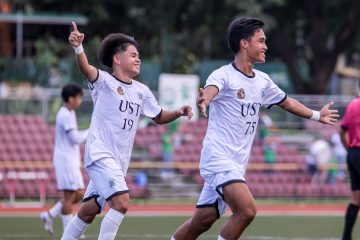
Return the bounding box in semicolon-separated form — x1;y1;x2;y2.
6;0;360;93
33;36;68;85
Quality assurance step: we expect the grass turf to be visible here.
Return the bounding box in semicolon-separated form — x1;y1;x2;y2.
0;215;359;239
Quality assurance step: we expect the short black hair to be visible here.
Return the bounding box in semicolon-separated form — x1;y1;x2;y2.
98;33;139;68
61;83;83;102
227;17;265;54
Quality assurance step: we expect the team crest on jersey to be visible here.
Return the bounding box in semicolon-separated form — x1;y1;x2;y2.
117;86;124;95
237;88;245;99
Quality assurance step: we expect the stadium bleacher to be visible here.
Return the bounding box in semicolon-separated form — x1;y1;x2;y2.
0;114;351;202
0;114;148;202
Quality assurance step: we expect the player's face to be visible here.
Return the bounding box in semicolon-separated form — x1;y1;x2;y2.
247;29;267;64
69;95;83;109
117;45;141;78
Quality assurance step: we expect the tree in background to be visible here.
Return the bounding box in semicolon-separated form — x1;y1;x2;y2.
6;0;360;94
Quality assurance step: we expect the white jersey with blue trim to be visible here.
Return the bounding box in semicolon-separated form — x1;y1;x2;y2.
200;62;286;175
53;106;82;167
85;69;161;175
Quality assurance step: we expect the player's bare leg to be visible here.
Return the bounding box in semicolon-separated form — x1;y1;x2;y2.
172;207;218;240
218;182;257;240
61;199;99;240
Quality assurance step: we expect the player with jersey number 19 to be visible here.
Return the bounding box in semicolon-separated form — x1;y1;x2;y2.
62;22;193;240
170;17;339;240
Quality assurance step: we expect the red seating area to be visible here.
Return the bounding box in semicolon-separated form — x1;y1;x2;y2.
304;119;340;140
132;118;351;198
0;114;147;200
0;114;350;199
0;115;54;162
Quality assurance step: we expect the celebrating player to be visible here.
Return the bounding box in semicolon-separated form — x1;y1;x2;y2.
61;22;193;240
170;17;339;240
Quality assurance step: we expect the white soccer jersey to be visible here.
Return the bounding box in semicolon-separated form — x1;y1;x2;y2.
200;62;286;175
53;106;85;168
84;69;162;175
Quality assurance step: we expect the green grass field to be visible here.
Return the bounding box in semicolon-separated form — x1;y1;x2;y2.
0;215;359;240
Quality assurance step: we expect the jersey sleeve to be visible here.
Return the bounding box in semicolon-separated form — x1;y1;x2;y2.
60;113;77;133
204;69;227;97
86;69;106;91
262;74;287;109
141;86;162;118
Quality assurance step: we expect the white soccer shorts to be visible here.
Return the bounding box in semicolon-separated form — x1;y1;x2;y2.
83;157;129;211
196;169;246;218
55;164;85;191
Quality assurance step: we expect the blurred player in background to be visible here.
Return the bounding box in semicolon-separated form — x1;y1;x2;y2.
340;80;360;240
61;22;193;240
171;17;339;240
40;83;88;236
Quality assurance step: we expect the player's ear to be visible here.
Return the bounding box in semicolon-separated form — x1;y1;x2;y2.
240;39;248;49
113;53;121;65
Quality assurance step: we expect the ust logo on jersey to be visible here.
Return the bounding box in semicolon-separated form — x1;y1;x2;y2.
117;86;124;95
237;88;245;99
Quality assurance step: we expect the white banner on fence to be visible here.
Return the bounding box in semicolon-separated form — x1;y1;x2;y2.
158;73;199;120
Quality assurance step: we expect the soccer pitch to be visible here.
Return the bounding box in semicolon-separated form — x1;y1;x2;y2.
0;215;359;240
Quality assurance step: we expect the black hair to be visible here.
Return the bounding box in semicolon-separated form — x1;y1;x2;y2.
98;33;139;68
61;83;83;102
227;17;265;54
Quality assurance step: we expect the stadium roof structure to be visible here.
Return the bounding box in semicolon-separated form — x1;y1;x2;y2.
0;12;88;58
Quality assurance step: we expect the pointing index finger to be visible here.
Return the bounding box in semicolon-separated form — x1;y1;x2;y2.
72;21;78;32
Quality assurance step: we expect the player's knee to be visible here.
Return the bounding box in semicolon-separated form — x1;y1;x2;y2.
109;194;130;214
191;215;216;232
112;204;129;214
110;200;129;214
234;206;257;224
78;212;96;224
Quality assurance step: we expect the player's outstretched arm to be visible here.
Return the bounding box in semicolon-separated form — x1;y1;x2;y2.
153;106;193;124
69;21;98;82
197;86;218;117
279;97;339;125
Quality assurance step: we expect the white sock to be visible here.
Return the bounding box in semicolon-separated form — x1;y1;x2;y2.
98;208;125;240
171;237;176;240
61;215;89;240
49;201;63;218
217;236;226;240
61;214;73;231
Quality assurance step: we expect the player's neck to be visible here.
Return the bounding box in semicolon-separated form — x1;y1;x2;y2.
234;54;254;76
112;70;132;83
64;103;74;111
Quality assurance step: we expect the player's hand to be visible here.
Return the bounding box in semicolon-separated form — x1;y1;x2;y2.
68;21;85;47
177;105;193;120
319;101;340;125
197;88;207;117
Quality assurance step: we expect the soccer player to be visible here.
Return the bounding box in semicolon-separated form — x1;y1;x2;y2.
61;22;193;240
170;17;339;240
340;80;360;240
40;84;88;235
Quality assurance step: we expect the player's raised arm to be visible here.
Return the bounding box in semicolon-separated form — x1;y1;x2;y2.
279;97;340;125
69;21;98;82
